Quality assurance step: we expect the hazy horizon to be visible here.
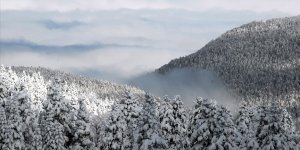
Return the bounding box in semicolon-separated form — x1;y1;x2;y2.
1;0;300;82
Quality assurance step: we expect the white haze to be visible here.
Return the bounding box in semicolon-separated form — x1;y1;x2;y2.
128;69;239;111
0;9;288;79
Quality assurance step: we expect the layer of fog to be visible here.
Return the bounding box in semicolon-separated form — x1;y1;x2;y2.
2;49;239;111
0;47;183;79
128;68;239;111
1;9;287;52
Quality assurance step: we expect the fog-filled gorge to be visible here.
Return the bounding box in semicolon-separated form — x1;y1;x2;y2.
128;69;238;110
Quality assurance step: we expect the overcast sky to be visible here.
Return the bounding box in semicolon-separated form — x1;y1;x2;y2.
1;0;299;81
2;0;300;14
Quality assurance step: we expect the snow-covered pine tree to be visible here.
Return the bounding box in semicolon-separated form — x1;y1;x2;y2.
256;102;298;149
189;97;217;149
101;105;127;150
236;101;259;149
172;96;189;148
42;78;73;148
28;72;47;112
189;97;240;150
248;104;266;134
43;119;66;150
160;96;189;149
209;106;241;150
236;101;250;136
94;116;108;149
5;92;25;149
295;131;300;149
88;98;114;148
0;65;18;105
65;83;80;110
30;122;43;150
14;83;41;150
281;109;296;132
69;99;94;150
24;72;45;149
0;105;11;150
134;93;167;150
119;91;142;149
100;91;142;149
7;66;19;83
159;95;173;148
159;95;172;120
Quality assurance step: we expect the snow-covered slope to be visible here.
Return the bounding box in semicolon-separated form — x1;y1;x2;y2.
157;16;300;106
1;64;299;149
11;66;145;100
9;66;146;116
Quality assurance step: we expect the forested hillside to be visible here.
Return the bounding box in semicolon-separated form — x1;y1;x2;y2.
1;65;299;149
12;66;145;101
157;16;300;127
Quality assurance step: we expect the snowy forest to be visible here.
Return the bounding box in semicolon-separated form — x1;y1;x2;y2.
158;16;300;105
1;1;300;147
1;64;299;150
158;16;300;129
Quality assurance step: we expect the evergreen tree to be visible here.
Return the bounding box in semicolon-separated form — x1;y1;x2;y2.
42;78;73;148
24;109;43;150
295;131;300;149
15;84;39;149
189;98;217;149
160;96;189;149
101;106;127;150
281;109;296;132
31;123;43;150
5;94;25;149
159;95;172;120
134;93;167;150
236;101;251;136
29;72;47;112
0;105;11;150
209;106;241;150
100;91;142;149
119;92;141;149
0;65;18;105
236;101;259;149
69;99;94;150
65;83;80;110
189;98;240;150
160;96;173;147
43;119;66;150
94;116;108;149
256;102;298;149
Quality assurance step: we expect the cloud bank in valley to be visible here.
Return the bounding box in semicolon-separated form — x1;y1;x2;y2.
129;69;239;111
0;9;289;81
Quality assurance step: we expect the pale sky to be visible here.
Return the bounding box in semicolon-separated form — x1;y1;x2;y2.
2;0;300;15
0;0;299;81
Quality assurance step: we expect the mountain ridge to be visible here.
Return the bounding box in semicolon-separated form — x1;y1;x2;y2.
156;15;300;104
156;15;300;128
